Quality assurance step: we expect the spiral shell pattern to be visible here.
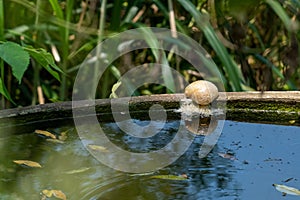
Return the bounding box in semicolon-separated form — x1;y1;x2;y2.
184;80;219;105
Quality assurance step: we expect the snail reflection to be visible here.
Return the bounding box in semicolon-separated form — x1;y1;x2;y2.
177;80;221;136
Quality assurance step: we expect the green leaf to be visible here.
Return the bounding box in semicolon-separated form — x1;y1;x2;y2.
133;26;176;93
25;46;62;82
48;0;64;19
265;0;297;32
0;42;30;84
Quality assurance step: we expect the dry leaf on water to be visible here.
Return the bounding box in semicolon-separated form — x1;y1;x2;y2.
218;152;237;160
42;189;66;200
273;184;300;196
35;130;56;139
88;144;109;152
13;160;42;168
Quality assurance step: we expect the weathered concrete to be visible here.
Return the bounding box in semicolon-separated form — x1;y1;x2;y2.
0;92;299;134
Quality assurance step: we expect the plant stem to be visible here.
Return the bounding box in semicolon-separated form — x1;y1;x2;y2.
97;0;106;98
60;0;74;101
32;0;41;105
0;0;5;108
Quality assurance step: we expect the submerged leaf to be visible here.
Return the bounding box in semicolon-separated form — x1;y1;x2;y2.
150;174;188;181
58;130;68;141
88;144;109;152
52;190;67;200
129;171;155;177
46;138;64;144
273;184;300;196
13;160;42;168
65;167;90;175
42;189;66;200
35;130;56;139
42;189;53;197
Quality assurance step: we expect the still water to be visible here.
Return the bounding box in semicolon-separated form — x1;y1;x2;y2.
0;119;299;200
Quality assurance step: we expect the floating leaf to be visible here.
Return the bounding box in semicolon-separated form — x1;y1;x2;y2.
13;160;42;168
35;130;56;139
46;138;64;144
129;171;155;177
218;152;237;160
283;178;294;183
150;174;188;181
65;167;90;175
273;184;300;196
42;189;66;200
88;144;109;152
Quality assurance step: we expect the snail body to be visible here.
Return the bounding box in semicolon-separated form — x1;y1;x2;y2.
184;80;219;105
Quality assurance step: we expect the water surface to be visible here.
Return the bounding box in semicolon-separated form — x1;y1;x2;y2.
0;120;299;200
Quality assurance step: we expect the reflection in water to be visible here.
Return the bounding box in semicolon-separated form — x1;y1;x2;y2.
0;120;300;199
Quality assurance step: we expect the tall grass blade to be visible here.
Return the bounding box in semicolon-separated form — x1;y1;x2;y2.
136;26;176;93
253;53;295;89
177;0;243;91
265;0;296;32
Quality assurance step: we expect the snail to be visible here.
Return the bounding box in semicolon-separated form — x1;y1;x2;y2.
179;80;219;135
184;80;219;105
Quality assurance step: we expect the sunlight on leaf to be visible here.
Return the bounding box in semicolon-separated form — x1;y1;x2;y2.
150;174;188;181
88;144;109;152
109;81;122;98
35;130;56;139
24;46;63;82
13;160;42;168
273;184;300;196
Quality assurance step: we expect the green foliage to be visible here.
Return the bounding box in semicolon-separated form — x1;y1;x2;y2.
0;0;299;108
24;46;63;82
0;42;29;84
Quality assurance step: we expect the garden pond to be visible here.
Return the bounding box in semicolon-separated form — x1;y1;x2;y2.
0;117;300;200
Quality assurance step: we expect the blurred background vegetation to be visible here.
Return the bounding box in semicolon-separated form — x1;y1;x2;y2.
0;0;299;109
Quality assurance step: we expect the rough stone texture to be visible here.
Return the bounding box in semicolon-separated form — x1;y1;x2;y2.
0;92;299;135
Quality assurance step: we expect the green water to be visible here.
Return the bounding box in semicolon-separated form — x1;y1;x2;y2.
0;120;299;199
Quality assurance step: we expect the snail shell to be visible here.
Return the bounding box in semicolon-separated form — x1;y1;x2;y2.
184;80;219;105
